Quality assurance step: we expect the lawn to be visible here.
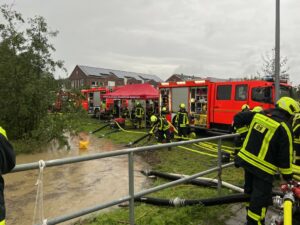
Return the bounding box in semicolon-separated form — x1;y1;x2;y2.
76;117;245;225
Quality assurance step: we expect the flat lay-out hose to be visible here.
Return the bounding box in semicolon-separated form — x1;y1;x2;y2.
139;170;284;207
135;193;250;207
142;170;243;193
114;120;147;134
135;193;284;207
141;170;217;188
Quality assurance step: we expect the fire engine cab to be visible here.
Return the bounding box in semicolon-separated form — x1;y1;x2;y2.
81;87;114;117
159;79;292;132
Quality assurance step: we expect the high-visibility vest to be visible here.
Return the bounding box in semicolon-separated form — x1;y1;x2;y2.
175;111;189;127
158;117;170;131
135;107;144;118
237;113;293;176
150;117;170;133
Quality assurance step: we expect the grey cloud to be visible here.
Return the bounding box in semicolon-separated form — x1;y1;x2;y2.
1;0;299;85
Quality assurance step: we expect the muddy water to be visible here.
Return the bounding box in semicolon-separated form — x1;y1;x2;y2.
4;134;149;225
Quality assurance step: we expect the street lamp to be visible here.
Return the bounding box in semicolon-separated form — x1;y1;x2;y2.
274;0;280;102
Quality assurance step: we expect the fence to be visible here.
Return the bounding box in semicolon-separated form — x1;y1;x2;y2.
11;133;239;225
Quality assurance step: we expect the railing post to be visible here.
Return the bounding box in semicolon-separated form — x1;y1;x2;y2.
128;151;135;225
217;139;222;195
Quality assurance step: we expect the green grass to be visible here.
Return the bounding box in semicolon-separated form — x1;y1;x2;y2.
75;117;245;225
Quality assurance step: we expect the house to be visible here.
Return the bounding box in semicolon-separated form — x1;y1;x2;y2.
166;74;203;82
166;74;227;82
68;65;162;88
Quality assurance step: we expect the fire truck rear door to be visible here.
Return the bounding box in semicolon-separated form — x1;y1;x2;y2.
171;87;189;115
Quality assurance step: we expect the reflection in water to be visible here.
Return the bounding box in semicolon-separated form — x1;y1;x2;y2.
5;134;148;225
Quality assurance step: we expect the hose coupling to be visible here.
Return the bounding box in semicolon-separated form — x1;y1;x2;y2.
170;197;185;207
272;195;283;209
283;191;295;203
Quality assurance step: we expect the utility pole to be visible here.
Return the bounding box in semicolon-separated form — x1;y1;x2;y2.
274;0;280;102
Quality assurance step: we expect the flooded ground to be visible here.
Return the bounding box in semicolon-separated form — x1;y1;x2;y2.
4;134;149;225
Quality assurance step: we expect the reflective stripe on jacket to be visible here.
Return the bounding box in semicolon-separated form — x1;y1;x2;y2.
150;117;170;133
135;107;144;118
237;113;293;176
175;111;189;127
159;118;170;131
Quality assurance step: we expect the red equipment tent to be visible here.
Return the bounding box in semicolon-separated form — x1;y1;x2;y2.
102;83;159;99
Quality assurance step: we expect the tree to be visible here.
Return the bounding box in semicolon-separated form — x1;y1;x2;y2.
0;4;64;140
257;48;289;82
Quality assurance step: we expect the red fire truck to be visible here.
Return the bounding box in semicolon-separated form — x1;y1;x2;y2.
81;87;115;117
159;79;293;132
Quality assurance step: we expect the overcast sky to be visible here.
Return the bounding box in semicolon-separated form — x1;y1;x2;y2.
1;0;300;85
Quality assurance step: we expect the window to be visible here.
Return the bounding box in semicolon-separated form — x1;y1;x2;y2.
91;81;98;86
251;87;272;103
235;85;248;101
217;85;232;100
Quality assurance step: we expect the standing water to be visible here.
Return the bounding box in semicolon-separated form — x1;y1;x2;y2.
4;133;149;225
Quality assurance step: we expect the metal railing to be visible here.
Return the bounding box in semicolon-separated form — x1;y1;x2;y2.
11;133;238;225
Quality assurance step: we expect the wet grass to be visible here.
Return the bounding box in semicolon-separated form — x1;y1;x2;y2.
76;117;245;225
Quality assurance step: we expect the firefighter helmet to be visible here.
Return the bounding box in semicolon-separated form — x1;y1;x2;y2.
241;104;250;111
161;106;167;112
276;97;300;116
150;115;157;123
180;103;185;109
251;106;263;113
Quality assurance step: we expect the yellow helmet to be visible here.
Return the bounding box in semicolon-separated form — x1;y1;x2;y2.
251;106;263;113
161;106;167;112
180;103;185;109
241;104;250;111
150;115;158;123
276;97;300;116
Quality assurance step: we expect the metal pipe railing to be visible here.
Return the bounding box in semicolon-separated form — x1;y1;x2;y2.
12;133;238;173
10;133;238;225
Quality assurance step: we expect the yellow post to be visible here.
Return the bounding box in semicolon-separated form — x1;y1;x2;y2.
283;200;293;225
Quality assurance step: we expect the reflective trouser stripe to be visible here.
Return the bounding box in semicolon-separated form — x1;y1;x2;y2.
248;208;266;225
0;220;5;225
292;164;300;175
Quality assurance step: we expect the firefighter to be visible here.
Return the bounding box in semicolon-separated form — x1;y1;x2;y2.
134;102;144;129
292;113;300;177
101;101;106;113
174;103;189;137
146;102;155;127
234;97;300;225
149;115;171;143
0;126;16;224
112;101;120;118
121;105;129;119
161;106;168;117
232;106;263;154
